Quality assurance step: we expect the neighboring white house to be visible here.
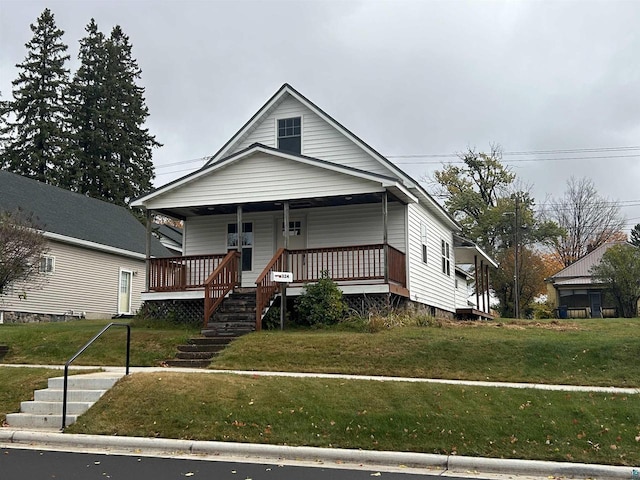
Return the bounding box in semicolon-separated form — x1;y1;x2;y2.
131;84;496;328
0;170;170;322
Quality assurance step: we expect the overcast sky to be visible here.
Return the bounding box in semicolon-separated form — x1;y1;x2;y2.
1;0;639;232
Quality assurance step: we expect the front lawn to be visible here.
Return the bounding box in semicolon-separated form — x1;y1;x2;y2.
0;367;63;424
68;372;640;466
0;319;197;366
213;318;640;387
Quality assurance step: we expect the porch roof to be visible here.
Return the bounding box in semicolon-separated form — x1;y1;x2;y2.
132;144;418;218
453;234;498;268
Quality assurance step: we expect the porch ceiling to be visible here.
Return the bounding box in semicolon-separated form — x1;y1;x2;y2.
153;192;400;220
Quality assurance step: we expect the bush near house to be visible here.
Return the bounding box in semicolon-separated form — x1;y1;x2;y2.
294;272;347;327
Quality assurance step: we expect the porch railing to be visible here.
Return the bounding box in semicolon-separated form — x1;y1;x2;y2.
255;248;287;331
203;250;240;328
255;244;406;330
148;254;227;291
288;244;406;286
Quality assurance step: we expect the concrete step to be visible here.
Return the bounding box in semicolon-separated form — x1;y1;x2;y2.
163;359;212;368
175;351;215;360
177;344;226;353
212;313;255;323
4;372;124;430
5;413;77;429
34;388;106;403
189;337;234;345
20;400;92;415
47;372;121;390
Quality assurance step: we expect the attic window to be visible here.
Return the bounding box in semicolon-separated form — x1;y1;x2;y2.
278;117;301;154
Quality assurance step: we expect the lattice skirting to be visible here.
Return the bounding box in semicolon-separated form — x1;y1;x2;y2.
138;299;204;327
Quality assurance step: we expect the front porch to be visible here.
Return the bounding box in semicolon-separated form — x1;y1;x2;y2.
143;243;408;329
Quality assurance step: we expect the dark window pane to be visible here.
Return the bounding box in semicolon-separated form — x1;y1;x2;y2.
242;248;252;271
278;136;301;154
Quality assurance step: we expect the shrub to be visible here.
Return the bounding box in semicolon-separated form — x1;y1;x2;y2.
295;271;346;326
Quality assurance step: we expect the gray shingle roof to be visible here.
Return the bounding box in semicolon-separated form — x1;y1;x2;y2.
0;170;170;257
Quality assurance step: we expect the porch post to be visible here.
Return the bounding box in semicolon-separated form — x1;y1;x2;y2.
145;209;151;291
474;255;480;310
283;201;290;251
236;205;243;285
282;201;290;329
481;260;486;313
382;191;389;283
485;264;491;314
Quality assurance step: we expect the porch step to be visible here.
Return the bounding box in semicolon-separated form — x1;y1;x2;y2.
5;372;123;430
163;288;256;369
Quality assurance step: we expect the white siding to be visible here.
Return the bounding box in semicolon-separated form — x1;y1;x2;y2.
1;240;145;319
184;202;407;285
229;95;392;176
185;213;275;287
148;154;384;210
407;203;456;313
306;202;405;251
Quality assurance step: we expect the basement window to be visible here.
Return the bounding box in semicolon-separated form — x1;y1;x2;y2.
277;117;301;154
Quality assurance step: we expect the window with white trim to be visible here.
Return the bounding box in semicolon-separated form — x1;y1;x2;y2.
420;223;428;264
39;255;55;274
441;240;450;276
277;117;301;154
227;222;253;271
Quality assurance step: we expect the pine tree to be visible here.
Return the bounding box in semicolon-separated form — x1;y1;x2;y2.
631;224;640;248
69;19;111;199
70;21;159;207
0;9;72;187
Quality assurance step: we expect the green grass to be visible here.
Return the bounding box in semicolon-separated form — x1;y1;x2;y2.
0;367;65;424
0;319;197;366
213;319;640;387
67;372;640;466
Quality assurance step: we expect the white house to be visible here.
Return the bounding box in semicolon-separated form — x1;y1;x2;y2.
131;84;496;329
0;170;170;322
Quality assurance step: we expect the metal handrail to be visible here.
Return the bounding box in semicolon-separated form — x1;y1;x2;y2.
61;322;131;430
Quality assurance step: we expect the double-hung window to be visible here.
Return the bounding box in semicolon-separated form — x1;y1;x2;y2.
277;117;301;154
227;222;253;271
441;240;450;276
421;223;428;264
39;255;55;274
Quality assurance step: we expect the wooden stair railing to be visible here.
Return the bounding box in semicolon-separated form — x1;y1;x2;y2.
203;250;240;328
255;248;287;331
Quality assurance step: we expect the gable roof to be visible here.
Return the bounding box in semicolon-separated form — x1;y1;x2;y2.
0;170;170;258
547;241;629;285
135;83;458;229
133;143;418;209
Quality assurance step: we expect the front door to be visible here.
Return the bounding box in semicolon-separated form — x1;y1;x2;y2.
589;292;602;318
118;270;133;315
276;218;306;251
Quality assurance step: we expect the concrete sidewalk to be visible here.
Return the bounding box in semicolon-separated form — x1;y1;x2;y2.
2;364;639;479
4;363;640;395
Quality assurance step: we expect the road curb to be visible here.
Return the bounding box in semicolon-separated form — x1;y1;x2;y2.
1;429;636;479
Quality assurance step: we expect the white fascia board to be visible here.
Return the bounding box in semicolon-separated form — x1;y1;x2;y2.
381;181;419;204
43;231;146;260
133;145;400;210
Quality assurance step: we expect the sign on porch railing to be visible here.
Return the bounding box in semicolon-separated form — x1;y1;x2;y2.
270;271;293;283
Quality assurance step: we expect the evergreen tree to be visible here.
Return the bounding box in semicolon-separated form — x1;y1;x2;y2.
631;224;640;248
70;20;159;207
69;19;110;199
0;9;72;187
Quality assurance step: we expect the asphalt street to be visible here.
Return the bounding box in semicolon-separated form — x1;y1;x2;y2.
0;447;484;480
